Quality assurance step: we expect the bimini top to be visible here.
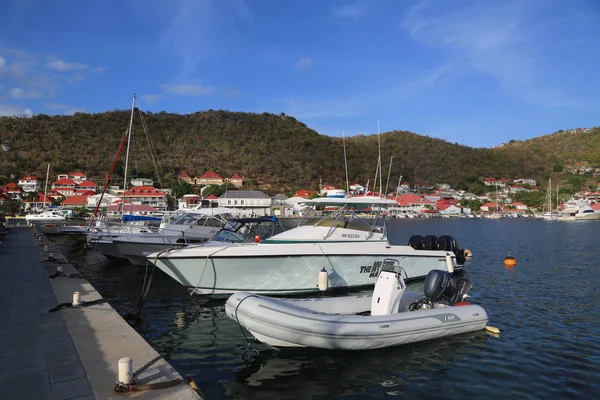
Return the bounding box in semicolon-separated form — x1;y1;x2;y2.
301;196;397;206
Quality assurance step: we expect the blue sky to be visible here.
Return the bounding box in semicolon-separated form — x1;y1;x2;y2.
1;0;599;148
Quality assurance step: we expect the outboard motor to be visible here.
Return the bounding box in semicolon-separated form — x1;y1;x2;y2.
371;261;406;315
438;235;457;253
423;270;451;302
423;269;473;305
422;235;438;250
408;235;424;250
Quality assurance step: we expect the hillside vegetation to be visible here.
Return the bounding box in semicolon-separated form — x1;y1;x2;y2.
0;110;598;193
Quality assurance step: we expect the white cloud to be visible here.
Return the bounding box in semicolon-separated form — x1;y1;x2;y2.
401;0;583;108
333;1;370;22
160;0;251;77
45;57;106;72
63;108;85;115
294;57;313;71
0;104;33;117
8;87;42;99
160;83;214;96
140;94;163;104
0;56;6;69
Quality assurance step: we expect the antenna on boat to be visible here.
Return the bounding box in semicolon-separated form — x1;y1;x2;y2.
343;130;350;197
121;94;136;216
378;120;383;198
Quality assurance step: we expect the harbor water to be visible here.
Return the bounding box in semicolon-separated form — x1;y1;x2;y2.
55;218;600;399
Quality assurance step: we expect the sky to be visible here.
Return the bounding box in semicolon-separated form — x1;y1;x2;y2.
0;0;599;148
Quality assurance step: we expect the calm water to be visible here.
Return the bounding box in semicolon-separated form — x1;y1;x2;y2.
56;219;600;399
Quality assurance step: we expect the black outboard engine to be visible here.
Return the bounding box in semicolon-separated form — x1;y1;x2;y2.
423;269;451;302
423;269;472;305
422;235;438;250
438;235;457;253
408;235;424;250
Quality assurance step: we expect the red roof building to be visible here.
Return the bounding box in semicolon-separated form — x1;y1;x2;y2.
199;171;223;185
61;194;90;208
3;182;23;200
229;173;244;188
123;186;167;211
178;171;193;184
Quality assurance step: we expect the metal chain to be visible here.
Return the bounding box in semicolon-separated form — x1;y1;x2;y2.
132;354;163;378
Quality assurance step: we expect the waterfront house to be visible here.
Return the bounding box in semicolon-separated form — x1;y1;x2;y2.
218;190;272;216
86;193;119;209
61;194;90;209
481;202;501;212
22;193;53;210
122;186;167;211
3;182;23;200
438;204;462;215
511;202;528;211
18;176;42;192
199;171;223;186
106;202;159;217
395;194;435;214
51;178;77;197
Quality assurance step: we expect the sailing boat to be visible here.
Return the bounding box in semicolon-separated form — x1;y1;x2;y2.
542;178;557;220
25;164;67;225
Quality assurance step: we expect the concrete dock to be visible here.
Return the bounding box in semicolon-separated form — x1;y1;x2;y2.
0;228;202;400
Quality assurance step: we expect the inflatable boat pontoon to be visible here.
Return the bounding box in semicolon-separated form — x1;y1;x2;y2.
226;262;489;350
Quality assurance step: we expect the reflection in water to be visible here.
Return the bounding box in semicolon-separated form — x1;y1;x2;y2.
55;218;600;399
226;332;490;400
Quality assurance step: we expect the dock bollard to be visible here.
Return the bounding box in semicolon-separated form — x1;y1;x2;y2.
72;291;80;306
118;357;133;384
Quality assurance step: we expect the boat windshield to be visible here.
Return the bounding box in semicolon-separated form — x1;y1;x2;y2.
171;212;228;227
212;217;285;243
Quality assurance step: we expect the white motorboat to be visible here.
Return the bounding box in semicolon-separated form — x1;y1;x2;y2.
225;265;488;350
111;207;235;265
25;209;67;225
147;197;469;296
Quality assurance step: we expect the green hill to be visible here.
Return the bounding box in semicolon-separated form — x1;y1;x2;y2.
0;110;598;193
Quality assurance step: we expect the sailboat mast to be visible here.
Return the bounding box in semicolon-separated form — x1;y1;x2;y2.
43;163;50;209
121;94;136;215
378;120;383;197
342;130;349;196
385;156;393;195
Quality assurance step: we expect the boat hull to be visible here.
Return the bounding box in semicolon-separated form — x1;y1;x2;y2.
151;242;462;296
225;292;488;350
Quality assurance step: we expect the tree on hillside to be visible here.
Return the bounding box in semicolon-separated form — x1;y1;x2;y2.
171;180;193;199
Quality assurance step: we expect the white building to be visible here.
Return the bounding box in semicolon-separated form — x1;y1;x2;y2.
86;193;120;209
18;176;42;193
218;190;272;216
131;178;154;187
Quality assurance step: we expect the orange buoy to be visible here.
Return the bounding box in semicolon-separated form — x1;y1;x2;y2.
504;253;516;267
464;249;473;258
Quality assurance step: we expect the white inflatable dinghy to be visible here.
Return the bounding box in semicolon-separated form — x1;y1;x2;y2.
226;261;489;350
